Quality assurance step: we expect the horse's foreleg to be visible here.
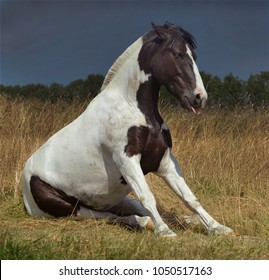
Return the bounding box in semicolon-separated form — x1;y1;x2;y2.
116;154;176;237
158;153;234;235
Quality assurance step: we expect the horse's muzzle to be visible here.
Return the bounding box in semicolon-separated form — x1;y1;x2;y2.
183;95;206;114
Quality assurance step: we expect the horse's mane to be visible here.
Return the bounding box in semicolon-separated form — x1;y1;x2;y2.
101;36;144;91
101;30;156;91
101;23;196;91
161;22;196;50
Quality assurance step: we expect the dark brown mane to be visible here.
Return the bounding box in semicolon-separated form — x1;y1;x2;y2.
149;22;197;51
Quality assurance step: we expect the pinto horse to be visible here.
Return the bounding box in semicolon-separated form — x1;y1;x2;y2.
23;23;233;237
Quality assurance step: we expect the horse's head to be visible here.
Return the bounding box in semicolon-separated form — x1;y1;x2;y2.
141;23;207;114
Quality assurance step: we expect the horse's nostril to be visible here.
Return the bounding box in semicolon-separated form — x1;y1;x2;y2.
196;93;202;100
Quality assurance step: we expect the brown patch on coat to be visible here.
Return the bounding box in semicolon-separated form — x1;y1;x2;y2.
30;176;80;217
125;125;172;174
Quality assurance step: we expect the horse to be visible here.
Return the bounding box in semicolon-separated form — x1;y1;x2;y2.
22;22;233;237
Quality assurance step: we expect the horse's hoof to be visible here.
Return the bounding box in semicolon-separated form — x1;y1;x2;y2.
162;231;177;238
209;225;235;236
144;217;155;231
136;216;154;231
181;215;200;227
155;226;177;238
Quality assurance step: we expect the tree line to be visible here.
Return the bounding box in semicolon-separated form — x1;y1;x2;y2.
0;71;268;108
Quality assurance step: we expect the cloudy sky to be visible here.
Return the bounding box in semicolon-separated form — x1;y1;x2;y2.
1;0;268;85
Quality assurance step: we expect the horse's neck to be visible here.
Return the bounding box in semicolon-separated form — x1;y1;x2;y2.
105;51;148;95
107;53;162;126
101;37;146;98
137;78;162;128
102;36;162;127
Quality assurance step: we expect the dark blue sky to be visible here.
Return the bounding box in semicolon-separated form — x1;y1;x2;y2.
1;0;268;85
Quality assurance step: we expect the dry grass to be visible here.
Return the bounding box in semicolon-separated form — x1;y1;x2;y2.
1;94;269;259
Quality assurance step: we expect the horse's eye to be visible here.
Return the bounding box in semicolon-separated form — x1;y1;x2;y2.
173;52;184;60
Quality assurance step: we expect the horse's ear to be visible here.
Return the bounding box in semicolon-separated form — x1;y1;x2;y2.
151;22;167;41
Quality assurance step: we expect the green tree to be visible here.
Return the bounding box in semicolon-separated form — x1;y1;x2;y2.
246;71;269;106
221;74;246;108
19;84;49;99
48;83;65;101
85;74;104;98
200;72;223;106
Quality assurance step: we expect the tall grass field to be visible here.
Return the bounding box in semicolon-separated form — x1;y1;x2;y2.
0;94;269;259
